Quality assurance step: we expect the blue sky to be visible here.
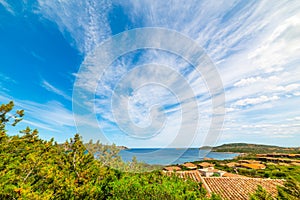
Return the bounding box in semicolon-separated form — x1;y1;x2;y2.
0;0;299;147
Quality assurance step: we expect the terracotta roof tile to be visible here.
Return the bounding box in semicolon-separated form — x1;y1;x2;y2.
202;177;284;200
163;166;181;171
163;170;284;200
182;162;197;169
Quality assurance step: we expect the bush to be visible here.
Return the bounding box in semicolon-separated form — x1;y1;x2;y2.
0;102;214;199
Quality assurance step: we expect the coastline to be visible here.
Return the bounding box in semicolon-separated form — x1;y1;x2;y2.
119;148;240;165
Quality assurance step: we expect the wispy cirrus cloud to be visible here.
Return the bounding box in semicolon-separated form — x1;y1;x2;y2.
37;0;112;54
0;93;76;141
0;0;15;15
0;73;17;92
233;95;280;107
32;0;300;146
41;80;71;101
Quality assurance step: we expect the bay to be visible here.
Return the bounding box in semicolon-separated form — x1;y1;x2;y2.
119;148;239;165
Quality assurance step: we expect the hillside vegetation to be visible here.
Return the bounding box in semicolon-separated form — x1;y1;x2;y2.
0;101;217;199
201;143;300;154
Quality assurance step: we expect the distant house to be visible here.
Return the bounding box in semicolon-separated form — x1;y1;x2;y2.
203;157;215;161
182;162;197;170
198;167;226;177
198;162;215;169
240;163;266;170
163;166;181;172
291;162;300;166
238;160;261;164
226;162;239;168
288;154;300;158
198;167;214;177
257;153;300;159
257;157;296;164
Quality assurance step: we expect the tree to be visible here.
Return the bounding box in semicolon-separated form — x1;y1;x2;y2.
0;101;218;199
0;101;23;129
276;177;300;200
249;185;273;200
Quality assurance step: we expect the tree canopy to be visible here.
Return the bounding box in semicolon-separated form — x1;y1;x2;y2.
0;101;212;199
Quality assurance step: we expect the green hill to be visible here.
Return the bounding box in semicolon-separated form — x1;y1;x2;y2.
200;143;300;154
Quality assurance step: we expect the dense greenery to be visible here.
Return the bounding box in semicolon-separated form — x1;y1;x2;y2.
250;185;273;200
212;162;300;181
0;101;217;199
201;143;300;154
249;178;300;200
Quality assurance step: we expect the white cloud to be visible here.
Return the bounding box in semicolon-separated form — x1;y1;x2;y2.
293;92;300;96
22;119;59;133
266;83;300;93
0;93;76;141
234;95;279;107
34;0;300;146
0;73;17;92
37;0;112;53
17;100;75;128
0;0;15;15
234;77;262;87
41;80;71;101
248;12;300;73
0;73;17;84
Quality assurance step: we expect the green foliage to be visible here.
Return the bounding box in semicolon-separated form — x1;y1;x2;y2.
0;102;212;199
209;143;300;154
249;179;300;200
253;164;300;181
276;177;300;200
0;101;24;132
108;172;207;200
210;193;223;200
249;185;273;200
85;140;162;172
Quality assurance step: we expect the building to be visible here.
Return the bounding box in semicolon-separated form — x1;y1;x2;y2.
238;160;261;164
201;177;284;200
240;163;266;170
163;166;181;172
226;162;239;168
197;162;215;169
256;153;300;158
198;167;226;177
203;157;214;161
222;172;246;178
163;170;284;200
182;162;197;170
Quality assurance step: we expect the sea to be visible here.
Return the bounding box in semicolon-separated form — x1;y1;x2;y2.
119;148;239;165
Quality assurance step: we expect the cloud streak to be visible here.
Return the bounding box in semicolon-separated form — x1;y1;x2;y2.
30;0;300;147
0;0;15;15
41;80;71;101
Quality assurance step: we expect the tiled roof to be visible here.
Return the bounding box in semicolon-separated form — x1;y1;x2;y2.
182;162;197;168
238;160;261;164
226;162;238;167
198;162;215;167
163;166;181;171
222;173;246;178
202;177;283;200
163;170;284;200
163;170;202;182
240;163;266;169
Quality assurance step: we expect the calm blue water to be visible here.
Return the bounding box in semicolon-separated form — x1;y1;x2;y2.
119;148;239;165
